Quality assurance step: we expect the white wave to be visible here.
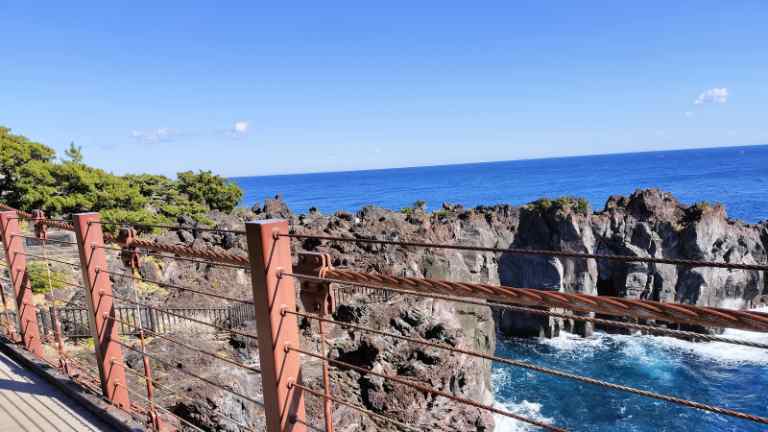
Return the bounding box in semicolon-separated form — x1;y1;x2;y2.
719;297;746;310
538;331;606;355
633;305;768;365
491;365;556;431
533;307;768;366
649;329;768;365
493;400;554;432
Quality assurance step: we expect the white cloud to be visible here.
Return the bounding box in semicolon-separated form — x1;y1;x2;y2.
224;120;250;138
131;121;250;143
694;87;728;105
684;111;695;118
233;121;249;134
130;127;177;143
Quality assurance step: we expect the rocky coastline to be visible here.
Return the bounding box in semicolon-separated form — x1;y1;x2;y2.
48;189;768;431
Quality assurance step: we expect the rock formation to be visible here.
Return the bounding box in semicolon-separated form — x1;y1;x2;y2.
77;189;766;431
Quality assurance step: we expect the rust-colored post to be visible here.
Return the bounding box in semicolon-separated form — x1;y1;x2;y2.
51;306;70;375
296;253;335;432
132;277;162;432
318;312;333;432
137;329;161;431
245;220;306;432
72;212;130;409
0;211;44;356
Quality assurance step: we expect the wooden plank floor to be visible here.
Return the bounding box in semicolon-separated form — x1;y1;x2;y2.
0;350;116;432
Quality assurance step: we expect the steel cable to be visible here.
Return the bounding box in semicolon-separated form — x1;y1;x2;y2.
289;346;567;432
95;244;250;270
303;269;768;332
291;382;420;431
102;291;258;341
115;381;206;432
286;273;768;349
11;234;78;246
99;268;253;305
91;220;246;235
113;237;249;267
288;310;768;426
105;314;262;375
116;360;261;432
113;339;266;408
283;233;768;271
17;252;80;268
140;250;249;270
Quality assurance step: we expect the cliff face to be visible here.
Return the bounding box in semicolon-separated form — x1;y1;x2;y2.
290;204;499;430
113;189;766;431
593;190;766;308
260;189;767;429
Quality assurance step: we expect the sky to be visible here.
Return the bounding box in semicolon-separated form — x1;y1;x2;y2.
1;2;767;177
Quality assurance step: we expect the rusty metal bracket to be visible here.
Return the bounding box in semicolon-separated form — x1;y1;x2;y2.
31;209;47;240
117;227;141;270
295;252;335;318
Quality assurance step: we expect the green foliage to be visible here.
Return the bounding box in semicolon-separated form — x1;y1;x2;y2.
0;126;243;226
63;142;83;164
693;201;712;210
401;200;427;215
526;196;590;215
0;127;56;205
177;170;242;212
83;337;95;350
433;209;450;219
26;262;67;294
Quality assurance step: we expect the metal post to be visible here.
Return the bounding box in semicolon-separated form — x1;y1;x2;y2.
245;220;306;432
0;211;44;356
296;253;335;432
51;306;70;375
148;307;157;333
139;329;161;431
72;212;130;409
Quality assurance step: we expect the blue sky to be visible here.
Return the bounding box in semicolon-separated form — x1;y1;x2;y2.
1;2;766;177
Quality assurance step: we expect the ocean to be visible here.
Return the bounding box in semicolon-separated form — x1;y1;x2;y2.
233;145;768;223
233;145;768;431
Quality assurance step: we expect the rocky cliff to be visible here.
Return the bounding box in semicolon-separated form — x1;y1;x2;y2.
76;189;767;431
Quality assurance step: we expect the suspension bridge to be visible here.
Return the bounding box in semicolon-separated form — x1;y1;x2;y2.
0;203;766;431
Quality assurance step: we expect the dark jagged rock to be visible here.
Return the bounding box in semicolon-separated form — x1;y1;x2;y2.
262;194;292;219
334;303;367;323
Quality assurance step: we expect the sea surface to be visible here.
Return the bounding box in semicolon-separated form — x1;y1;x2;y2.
233;145;768;431
233;145;768;223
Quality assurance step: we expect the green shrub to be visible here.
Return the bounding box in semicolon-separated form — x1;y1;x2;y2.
177;170;242;212
525;196;590;215
0;126;243;225
433;209;449;219
26;262;67;294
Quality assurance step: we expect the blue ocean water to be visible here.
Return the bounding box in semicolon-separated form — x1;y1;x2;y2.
492;327;768;432
233;145;768;431
233;145;768;223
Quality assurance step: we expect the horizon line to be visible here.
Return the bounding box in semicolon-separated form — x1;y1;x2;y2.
229;142;768;180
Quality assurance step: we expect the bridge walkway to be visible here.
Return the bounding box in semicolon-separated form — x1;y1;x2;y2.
0;350;116;432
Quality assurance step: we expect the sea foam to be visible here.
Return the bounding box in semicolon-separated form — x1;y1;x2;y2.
493;400;554;432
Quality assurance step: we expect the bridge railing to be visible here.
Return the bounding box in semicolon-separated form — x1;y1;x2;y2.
1;202;767;431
